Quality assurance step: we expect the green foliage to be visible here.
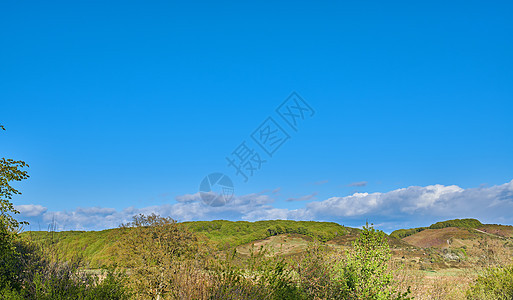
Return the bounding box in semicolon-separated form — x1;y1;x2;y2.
0;125;29;292
467;264;513;299
0;224;130;299
0;283;25;300
0;158;30;233
207;223;413;300
390;227;427;239
186;220;347;248
29;264;130;300
336;223;411;300
21;220;349;269
429;218;482;230
21;229;123;268
213;224;411;300
209;246;304;300
118;213;203;299
294;242;343;299
0;230;19;290
20;215;414;299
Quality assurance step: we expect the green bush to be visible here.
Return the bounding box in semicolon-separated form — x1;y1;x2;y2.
336;224;411;300
295;242;342;299
30;267;130;300
0;284;25;300
0;227;130;299
467;264;513;300
0;229;20;291
209;246;304;300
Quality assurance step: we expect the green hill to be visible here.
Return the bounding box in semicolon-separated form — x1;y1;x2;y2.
390;218;483;239
21;219;350;268
185;219;349;246
22;218;511;270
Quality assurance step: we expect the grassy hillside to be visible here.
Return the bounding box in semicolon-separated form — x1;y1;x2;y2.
402;227;475;248
21;228;123;268
390;218;483;239
21;218;513;271
16;217;513;299
185;219;349;247
477;224;513;238
21;219;350;268
391;219;513;273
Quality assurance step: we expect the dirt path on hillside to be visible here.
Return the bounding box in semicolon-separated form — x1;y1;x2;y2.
473;228;507;239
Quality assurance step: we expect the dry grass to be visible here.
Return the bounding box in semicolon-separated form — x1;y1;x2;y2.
236;234;310;257
403;228;475;248
395;268;477;300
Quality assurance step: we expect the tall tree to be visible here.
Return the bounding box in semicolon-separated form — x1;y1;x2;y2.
119;213;201;299
0;124;30;232
0;124;30;291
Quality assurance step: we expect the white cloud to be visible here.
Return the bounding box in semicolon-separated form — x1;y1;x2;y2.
17;180;513;231
304;181;513;223
175;193;202;203
15;204;48;217
29;192;279;230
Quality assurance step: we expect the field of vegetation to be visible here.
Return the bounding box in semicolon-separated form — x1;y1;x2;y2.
1;215;513;299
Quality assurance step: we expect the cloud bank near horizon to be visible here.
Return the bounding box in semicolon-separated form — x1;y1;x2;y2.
16;180;513;231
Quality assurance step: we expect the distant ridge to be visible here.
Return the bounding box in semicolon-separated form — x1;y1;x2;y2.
390;218;483;239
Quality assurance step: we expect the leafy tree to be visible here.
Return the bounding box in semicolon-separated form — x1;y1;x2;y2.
118;213;203;299
0;125;29;233
336;223;410;300
0;124;30;291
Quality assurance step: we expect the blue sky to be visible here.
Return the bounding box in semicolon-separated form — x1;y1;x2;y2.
1;1;512;232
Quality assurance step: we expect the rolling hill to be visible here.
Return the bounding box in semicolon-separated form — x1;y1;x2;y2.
20;218;513;270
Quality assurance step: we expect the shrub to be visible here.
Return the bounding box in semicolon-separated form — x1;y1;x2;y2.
118;213;206;299
0;231;131;299
294;241;342;299
467;264;513;300
336;223;411;300
209;246;304;300
0;228;20;291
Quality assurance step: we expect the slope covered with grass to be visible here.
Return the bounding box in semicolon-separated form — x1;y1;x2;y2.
185;219;349;248
390;219;483;239
21;220;350;268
